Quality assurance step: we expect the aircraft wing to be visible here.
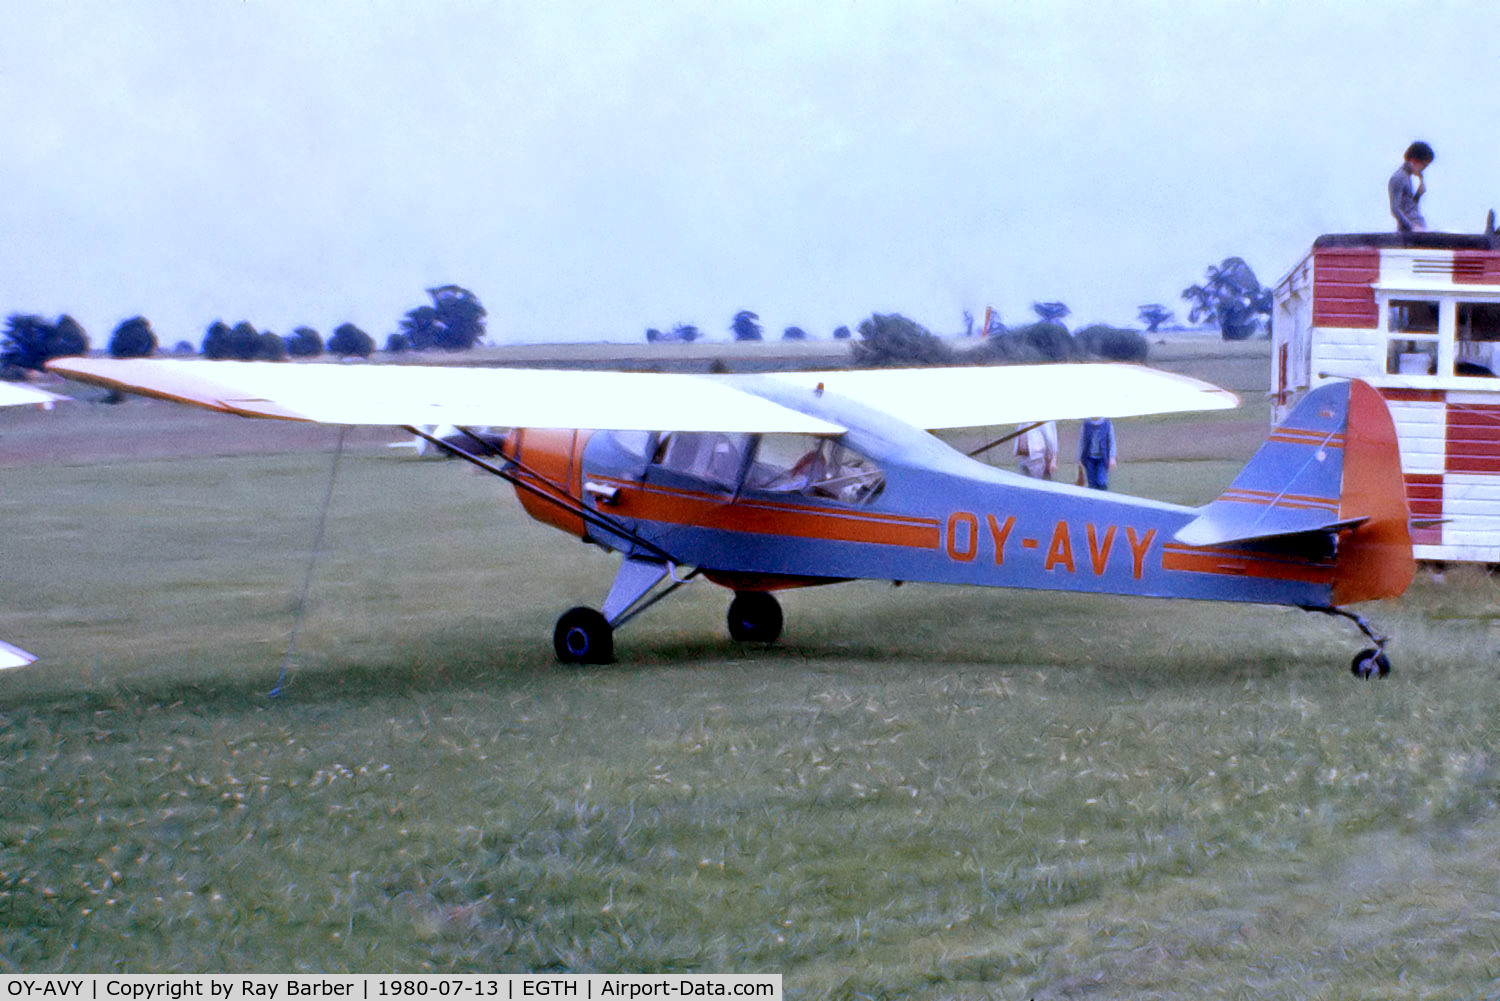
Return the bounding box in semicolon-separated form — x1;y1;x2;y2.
0;381;66;409
758;363;1238;429
0;640;37;671
48;358;1235;436
47;359;845;435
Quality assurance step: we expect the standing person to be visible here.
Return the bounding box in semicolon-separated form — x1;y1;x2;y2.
1013;420;1058;479
1389;141;1434;233
1077;416;1116;490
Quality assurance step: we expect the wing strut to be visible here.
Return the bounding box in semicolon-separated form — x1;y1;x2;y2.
966;421;1044;460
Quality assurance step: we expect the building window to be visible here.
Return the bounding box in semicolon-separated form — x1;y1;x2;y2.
1388;300;1439;333
1386;299;1440;375
1456;302;1500;377
1388;340;1437;375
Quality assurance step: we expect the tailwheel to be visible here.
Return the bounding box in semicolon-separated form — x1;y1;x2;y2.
727;591;783;644
553;607;614;665
1301;605;1394;680
1350;647;1391;679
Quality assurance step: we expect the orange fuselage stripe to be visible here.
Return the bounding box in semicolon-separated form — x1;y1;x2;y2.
1161;542;1336;585
595;477;942;549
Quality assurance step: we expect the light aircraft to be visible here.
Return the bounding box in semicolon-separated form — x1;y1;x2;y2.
49;358;1414;678
1;379;68;668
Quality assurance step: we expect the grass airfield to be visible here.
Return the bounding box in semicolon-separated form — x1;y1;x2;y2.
2;351;1500;995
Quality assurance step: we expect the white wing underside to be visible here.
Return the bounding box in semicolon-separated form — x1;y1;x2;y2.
0;640;37;670
0;382;66;409
49;358;1236;434
760;364;1238;429
50;359;844;434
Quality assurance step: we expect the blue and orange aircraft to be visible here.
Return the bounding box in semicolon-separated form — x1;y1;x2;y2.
50;358;1413;678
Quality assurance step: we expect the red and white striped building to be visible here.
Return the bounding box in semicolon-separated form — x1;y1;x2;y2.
1272;232;1500;564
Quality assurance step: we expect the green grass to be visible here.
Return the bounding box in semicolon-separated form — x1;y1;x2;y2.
3;401;1499;996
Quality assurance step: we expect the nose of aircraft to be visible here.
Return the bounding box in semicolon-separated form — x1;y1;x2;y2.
501;428;595;540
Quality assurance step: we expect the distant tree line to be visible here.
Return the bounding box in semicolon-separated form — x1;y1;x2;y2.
0;285;487;378
4;255;1273;380
641;311;852;344
631;253;1273;358
628;303;1156;369
852;305;1152;368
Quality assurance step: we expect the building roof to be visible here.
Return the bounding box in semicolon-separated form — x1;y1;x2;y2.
1313;232;1500;251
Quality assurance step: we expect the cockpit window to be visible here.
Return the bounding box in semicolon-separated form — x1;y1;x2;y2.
651;432;751;487
607;430;652;459
745;434;884;503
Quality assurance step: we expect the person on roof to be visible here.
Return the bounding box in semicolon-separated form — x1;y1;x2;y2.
1389;141;1434;233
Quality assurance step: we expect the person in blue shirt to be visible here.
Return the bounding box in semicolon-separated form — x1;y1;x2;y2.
1077;417;1116;490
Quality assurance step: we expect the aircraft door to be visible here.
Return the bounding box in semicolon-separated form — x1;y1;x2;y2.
619;431;754;552
577;430;655;547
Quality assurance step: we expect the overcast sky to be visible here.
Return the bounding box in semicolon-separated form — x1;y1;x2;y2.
3;0;1498;347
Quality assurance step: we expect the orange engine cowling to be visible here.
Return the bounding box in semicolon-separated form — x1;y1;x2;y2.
500;428;595;540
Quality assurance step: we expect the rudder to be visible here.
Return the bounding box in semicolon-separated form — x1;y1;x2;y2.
1331;380;1413;603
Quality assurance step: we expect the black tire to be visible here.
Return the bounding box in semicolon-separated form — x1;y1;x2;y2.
728;591;783;644
1350;647;1391;679
554;607;614;665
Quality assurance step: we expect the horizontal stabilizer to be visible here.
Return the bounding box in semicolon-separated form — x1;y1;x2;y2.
1176;509;1366;547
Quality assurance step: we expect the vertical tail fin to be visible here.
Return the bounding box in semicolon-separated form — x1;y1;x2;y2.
1172;379;1413;603
1331;380;1414;603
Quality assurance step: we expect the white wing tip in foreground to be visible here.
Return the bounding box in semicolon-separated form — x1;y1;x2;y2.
0;640;37;670
0;382;67;409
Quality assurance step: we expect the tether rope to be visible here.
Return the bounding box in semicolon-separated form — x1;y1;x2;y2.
270;426;346;697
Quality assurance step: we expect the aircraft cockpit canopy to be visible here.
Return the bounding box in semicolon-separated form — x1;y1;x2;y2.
646;431;884;503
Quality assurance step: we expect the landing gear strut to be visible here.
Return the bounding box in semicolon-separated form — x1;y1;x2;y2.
728;591;783;644
1302;605;1392;679
553;558;701;665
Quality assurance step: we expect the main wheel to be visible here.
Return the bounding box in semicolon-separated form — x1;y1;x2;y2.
727;591;783;644
1350;647;1391;679
553;607;614;665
